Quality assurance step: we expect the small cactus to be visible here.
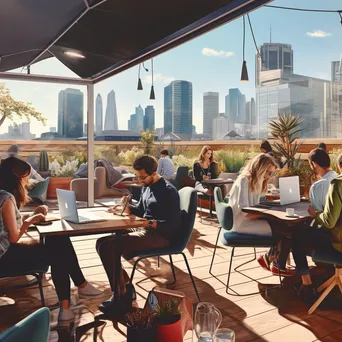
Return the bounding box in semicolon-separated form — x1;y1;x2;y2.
39;151;49;172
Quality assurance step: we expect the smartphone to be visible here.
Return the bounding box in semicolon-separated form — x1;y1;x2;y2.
35;221;53;226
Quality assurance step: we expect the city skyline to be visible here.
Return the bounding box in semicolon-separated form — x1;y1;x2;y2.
1;0;341;138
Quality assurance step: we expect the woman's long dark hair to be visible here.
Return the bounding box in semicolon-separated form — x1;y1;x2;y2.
0;157;31;208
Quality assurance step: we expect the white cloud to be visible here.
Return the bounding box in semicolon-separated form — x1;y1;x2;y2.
306;30;331;38
201;48;235;58
143;74;175;85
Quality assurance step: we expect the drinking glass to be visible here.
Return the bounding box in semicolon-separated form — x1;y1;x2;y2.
207;172;211;179
214;328;235;342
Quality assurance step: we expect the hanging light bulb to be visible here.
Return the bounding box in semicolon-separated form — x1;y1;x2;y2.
149;59;155;100
137;64;143;90
240;16;249;82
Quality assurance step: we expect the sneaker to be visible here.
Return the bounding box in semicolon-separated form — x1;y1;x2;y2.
58;308;75;327
295;284;318;307
78;282;103;298
271;264;295;277
257;254;271;271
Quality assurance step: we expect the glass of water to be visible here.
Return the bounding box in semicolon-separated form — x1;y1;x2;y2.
207;172;211;179
214;328;235;342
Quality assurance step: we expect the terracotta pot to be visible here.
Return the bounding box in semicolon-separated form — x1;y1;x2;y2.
155;318;182;342
47;177;72;199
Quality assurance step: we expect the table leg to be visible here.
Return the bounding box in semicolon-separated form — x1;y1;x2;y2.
209;194;213;217
113;230;123;299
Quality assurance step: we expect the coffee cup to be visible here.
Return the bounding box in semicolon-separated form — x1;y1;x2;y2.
286;208;295;216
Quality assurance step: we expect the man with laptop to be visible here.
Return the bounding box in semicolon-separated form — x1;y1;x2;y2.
95;155;181;316
291;148;338;305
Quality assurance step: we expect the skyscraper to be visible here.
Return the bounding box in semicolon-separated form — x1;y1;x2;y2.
128;105;144;133
245;97;256;125
58;88;84;138
256;43;293;86
104;90;118;131
95;94;103;135
164;80;193;136
212;114;230;140
227;88;246;125
144;105;155;131
225;94;230;117
331;56;342;83
203;92;219;138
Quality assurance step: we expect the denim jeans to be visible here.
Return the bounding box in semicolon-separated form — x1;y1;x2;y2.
291;227;332;275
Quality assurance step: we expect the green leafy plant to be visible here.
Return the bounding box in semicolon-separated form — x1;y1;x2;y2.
154;298;182;325
117;146;144;166
172;154;197;170
214;150;249;173
269;112;303;168
140;128;155;155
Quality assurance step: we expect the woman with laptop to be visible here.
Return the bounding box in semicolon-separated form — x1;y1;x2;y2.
0;157;102;326
228;153;294;277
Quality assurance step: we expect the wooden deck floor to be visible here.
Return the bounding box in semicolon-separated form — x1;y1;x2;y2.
1;215;342;341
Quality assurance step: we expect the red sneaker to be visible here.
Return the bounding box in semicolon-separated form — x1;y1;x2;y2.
257;254;271;271
271;264;295;277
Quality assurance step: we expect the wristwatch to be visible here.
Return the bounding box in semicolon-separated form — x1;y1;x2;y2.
147;219;154;228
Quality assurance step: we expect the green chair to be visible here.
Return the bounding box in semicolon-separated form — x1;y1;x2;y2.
0;307;50;342
28;177;50;204
124;187;200;301
210;187;277;296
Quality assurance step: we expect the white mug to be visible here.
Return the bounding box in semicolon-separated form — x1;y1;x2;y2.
286;208;295;216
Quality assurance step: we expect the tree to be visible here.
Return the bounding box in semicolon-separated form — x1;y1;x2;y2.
140;128;155;155
269;112;303;168
0;83;47;127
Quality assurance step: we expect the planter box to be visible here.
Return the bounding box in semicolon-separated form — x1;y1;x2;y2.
47;177;72;199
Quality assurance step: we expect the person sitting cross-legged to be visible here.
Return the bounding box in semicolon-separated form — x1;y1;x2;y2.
96;155;181;316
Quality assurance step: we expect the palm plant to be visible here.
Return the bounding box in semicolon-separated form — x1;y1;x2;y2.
269;112;303;168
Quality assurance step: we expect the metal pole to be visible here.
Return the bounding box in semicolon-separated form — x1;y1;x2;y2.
87;84;95;207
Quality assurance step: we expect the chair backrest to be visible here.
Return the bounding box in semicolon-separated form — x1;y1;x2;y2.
28;177;50;197
0;307;50;342
173;166;189;190
214;187;233;231
171;187;197;251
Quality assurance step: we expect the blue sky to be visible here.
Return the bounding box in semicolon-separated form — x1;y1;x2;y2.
2;0;342;136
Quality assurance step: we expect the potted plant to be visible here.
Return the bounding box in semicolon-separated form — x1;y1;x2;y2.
154;298;183;342
47;159;79;199
125;309;156;342
37;150;51;178
269;112;303;169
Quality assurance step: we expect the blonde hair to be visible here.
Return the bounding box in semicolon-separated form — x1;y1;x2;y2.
198;145;214;163
240;153;278;193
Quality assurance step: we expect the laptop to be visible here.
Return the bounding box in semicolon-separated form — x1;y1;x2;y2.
261;176;300;207
56;189;106;224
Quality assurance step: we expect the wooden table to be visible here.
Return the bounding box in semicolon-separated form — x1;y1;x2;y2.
202;178;234;218
37;207;146;305
242;201;312;224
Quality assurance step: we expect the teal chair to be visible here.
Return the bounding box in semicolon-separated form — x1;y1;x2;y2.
0;307;50;342
308;247;342;314
210;187;277;296
124;187;200;301
28;177;50;204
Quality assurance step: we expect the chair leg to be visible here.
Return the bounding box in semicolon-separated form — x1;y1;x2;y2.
226;247;235;295
35;273;46;307
130;257;143;283
209;227;222;276
199;195;202;223
181;253;200;302
317;274;335;292
157;256;160;268
166;255;177;286
308;278;338;315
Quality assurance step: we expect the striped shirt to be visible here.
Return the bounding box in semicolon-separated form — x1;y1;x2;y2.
0;190;22;259
157;156;175;179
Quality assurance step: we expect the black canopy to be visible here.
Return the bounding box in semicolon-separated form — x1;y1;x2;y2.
0;0;271;81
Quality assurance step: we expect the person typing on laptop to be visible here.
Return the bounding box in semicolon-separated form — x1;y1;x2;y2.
96;155;181;316
0;157;103;326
